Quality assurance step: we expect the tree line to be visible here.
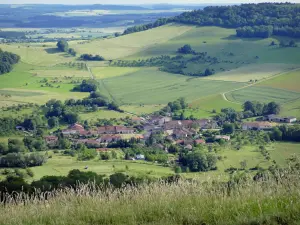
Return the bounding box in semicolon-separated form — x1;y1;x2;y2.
123;3;300;39
111;45;217;77
0;49;20;75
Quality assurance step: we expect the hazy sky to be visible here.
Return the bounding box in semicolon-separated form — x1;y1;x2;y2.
1;0;300;5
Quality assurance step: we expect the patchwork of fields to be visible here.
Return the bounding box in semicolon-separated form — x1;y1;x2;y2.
1;24;300;118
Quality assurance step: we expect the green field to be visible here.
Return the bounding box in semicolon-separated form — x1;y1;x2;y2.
225;86;300;104
190;94;242;113
268;142;300;166
101;68;245;105
257;69;300;92
73;24;193;59
91;67;141;79
120;104;163;115
30;153;173;180
0;43;74;66
79;109;131;121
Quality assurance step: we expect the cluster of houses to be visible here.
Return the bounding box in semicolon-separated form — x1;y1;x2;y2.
44;113;298;151
242;115;297;131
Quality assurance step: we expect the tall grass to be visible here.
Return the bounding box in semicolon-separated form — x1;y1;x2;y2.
0;170;300;225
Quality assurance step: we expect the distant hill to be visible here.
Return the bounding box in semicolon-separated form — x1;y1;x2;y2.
124;3;300;38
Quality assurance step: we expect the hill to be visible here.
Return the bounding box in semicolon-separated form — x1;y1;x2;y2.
1;23;300;118
123;3;300;38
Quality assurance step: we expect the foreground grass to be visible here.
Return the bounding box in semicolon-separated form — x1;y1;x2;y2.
0;173;300;225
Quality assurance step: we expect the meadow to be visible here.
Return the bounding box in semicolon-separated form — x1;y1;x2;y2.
78;109;131;121
29;152;173;180
73;24;193;59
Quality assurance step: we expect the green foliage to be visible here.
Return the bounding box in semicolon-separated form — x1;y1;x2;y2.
177;44;194;54
0;152;47;168
0;49;20;75
78;149;97;161
80;54;105;61
74;79;98;92
68;48;77;56
109;172;128;188
243;101;280;116
56;40;69;52
48;117;59;128
179;150;217;172
124;3;300;38
222;123;235;134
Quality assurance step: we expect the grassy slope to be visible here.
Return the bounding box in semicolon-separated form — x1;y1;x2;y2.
74;24;194;60
0;43;74;66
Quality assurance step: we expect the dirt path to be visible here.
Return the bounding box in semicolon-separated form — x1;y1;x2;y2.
221;67;300;104
86;64;117;103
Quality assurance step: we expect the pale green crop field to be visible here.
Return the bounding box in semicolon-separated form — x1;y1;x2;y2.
30;69;90;78
225;86;300;104
101;68;245;105
203;63;297;82
257;69;300;92
73;24;194;60
190;94;242;113
92;67;141;79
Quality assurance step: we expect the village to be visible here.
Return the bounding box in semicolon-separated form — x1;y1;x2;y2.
44;113;298;160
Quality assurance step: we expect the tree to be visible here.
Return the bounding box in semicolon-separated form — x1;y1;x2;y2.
289;40;298;47
180;151;217;172
68;48;76;56
109;173;128;188
223;123;235;134
108;101;120;111
74;79;98;92
177;44;194;54
56;40;69;52
240;160;247;170
204;68;214;76
48;117;59;128
0;142;8;155
63;112;79;124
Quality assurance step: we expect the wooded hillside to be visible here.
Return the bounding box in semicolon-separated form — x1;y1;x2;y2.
124;3;300;38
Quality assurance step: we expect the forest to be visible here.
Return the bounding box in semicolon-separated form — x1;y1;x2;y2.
0;49;20;75
123;3;300;38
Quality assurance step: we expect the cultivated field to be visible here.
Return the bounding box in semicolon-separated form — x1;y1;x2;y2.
256;69;300;92
73;24;194;59
203;63;297;82
91;67;141;79
225;86;300;104
101;68;245;105
190;94;242;113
